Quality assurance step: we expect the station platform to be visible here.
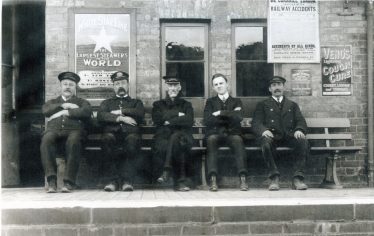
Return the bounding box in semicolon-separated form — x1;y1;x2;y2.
2;187;374;236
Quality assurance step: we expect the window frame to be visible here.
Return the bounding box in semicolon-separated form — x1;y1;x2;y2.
231;21;278;98
161;22;209;99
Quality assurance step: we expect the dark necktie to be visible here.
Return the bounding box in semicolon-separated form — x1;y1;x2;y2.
277;97;282;109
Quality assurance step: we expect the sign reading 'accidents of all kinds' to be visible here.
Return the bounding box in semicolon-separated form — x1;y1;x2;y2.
75;14;130;100
268;0;320;63
321;45;352;96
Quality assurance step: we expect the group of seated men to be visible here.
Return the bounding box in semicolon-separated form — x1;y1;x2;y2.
41;71;309;193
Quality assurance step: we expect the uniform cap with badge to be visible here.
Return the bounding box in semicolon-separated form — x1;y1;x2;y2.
111;71;129;82
163;76;181;84
58;72;80;83
269;76;286;85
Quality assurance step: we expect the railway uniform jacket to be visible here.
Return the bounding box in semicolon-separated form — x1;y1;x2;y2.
152;95;194;139
97;96;145;134
42;95;92;131
252;97;307;141
203;96;243;137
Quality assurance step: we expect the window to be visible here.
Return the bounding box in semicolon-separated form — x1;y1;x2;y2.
232;22;274;97
161;23;209;97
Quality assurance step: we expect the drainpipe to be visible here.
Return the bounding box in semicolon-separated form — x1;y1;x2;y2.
367;0;374;187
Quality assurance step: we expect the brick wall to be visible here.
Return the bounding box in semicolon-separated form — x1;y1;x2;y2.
45;0;370;187
2;203;374;235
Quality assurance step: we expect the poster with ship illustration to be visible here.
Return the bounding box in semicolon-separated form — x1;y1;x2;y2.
75;13;130;100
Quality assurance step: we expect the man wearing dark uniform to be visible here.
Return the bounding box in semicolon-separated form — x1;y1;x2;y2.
97;71;145;191
152;76;194;191
252;76;309;191
204;73;248;191
41;72;92;193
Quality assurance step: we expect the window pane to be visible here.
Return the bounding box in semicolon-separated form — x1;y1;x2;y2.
235;27;266;60
166;62;204;97
165;27;204;60
236;62;273;97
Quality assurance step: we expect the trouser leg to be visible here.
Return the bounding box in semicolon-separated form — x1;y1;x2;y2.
152;137;168;180
64;130;84;183
40;131;59;178
260;136;280;178
227;135;247;176
101;133;120;182
121;133;141;183
288;137;309;178
206;134;219;177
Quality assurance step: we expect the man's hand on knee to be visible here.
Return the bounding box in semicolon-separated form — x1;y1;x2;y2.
294;130;305;140
262;130;274;139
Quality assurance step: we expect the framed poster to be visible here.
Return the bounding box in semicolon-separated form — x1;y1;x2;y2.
268;0;320;63
69;8;136;106
291;69;312;96
321;45;352;96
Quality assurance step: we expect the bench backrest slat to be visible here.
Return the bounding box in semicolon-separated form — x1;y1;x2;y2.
305;118;350;128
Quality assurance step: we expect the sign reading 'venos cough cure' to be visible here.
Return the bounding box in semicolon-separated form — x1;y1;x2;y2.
321;45;352;96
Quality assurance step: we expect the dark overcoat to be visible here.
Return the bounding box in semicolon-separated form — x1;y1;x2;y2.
97;96;145;134
203;96;243;137
42;95;92;131
152;96;194;138
252;97;307;140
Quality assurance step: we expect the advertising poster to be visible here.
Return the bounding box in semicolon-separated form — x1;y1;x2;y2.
291;69;312;96
268;0;320;63
321;45;352;96
75;14;130;100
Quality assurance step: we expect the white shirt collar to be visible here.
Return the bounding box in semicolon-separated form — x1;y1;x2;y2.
272;96;283;103
116;94;129;98
61;95;68;101
218;92;229;101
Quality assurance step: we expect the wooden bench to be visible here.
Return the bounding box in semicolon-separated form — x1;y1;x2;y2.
85;117;362;189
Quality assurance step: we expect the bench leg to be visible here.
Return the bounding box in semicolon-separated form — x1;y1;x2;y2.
320;151;343;189
201;154;208;188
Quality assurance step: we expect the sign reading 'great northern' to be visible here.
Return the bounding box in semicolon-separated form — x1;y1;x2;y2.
75;14;130;100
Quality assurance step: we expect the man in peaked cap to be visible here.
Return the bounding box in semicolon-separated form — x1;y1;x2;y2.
97;71;145;192
252;76;309;191
152;75;194;191
41;71;92;193
203;73;248;192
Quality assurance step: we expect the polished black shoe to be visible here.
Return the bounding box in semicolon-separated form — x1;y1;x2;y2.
239;175;249;191
157;170;170;184
209;175;218;192
292;177;308;190
47;178;57;193
61;181;75;193
268;175;280;191
122;182;134;191
177;182;190;192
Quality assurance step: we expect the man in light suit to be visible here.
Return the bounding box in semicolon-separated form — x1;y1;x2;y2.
252;76;309;191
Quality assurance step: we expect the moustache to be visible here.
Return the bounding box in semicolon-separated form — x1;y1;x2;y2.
118;87;127;93
274;89;281;93
64;89;71;92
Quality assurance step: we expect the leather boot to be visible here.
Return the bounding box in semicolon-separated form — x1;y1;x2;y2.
239;174;249;191
292;177;308;190
157;170;170;184
268;175;280;191
47;177;57;193
209;175;218;192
